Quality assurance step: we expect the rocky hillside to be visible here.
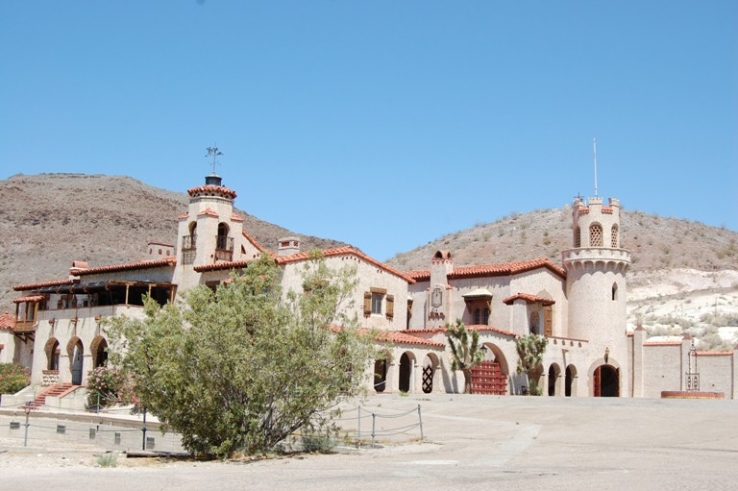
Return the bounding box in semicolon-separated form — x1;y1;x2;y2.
385;206;738;273
0;173;345;312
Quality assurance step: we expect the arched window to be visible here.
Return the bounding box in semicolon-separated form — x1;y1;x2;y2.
217;223;229;250
573;226;581;248
589;223;603;247
611;224;619;248
611;282;618;301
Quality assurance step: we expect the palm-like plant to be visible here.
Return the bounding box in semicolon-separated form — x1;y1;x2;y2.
515;334;548;395
445;320;485;394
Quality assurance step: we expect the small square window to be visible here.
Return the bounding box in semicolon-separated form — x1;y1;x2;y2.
371;292;383;315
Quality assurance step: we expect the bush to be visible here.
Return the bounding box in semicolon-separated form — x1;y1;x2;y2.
87;366;132;407
0;363;30;395
108;253;374;458
96;452;118;467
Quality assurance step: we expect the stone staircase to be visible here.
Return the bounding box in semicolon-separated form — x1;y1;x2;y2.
24;383;76;410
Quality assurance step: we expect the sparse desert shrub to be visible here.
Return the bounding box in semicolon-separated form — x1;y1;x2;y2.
96;453;118;467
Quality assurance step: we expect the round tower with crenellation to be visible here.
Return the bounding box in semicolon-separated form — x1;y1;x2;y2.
563;196;631;396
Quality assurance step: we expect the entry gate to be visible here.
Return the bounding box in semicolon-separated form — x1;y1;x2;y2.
471;361;507;395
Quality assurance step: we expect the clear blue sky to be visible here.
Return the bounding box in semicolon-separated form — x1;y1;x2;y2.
2;1;736;261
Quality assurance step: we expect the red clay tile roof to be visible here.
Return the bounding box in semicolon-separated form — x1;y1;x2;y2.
374;330;445;348
242;231;272;255
406;258;566;281
643;341;683;346
467;324;516;337
14;278;75;292
13;295;45;303
403;325;515;338
231;213;245;223
178;212;189;220
276;246;415;283
194;260;251;273
503;293;555;306
0;311;15;331
188;184;237;200
197;207;219;218
71;257;177;276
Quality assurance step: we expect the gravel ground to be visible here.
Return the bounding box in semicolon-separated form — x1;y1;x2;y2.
1;394;737;491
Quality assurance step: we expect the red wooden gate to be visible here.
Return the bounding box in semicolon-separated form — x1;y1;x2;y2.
471;361;507;395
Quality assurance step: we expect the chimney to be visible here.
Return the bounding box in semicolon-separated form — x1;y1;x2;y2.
146;242;175;260
277;237;301;257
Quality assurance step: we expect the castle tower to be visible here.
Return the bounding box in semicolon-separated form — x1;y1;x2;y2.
562;196;631;395
427;250;454;329
172;173;246;291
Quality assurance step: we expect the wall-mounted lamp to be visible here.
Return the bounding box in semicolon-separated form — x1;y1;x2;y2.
70;317;79;326
604;347;610;363
94;315;102;322
48;318;56;327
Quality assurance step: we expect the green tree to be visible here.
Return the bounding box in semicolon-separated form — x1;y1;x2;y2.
515;334;548;395
0;363;30;395
109;252;373;458
445;320;485;394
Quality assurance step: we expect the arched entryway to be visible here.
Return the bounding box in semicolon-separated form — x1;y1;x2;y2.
422;354;439;394
90;336;108;368
374;358;388;393
548;363;562;396
470;343;509;395
398;352;415;393
565;364;577;397
67;338;84;385
45;338;60;371
593;364;619;397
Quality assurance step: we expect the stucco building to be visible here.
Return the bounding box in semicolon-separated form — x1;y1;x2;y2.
3;173;736;408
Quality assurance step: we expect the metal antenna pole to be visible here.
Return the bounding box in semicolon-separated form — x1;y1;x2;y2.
593;138;598;197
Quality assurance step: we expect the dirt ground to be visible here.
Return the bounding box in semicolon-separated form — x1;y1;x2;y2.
1;393;737;491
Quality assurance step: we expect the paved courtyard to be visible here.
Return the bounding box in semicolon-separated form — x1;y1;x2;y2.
1;393;736;491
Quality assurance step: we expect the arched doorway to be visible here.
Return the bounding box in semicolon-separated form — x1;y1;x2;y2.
593;365;619;397
399;352;414;393
548;363;561;396
68;338;84;385
91;336;108;368
45;338;60;371
374;359;388;393
470;343;509;395
565;364;577;397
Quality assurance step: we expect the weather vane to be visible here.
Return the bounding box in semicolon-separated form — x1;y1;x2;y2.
205;145;223;174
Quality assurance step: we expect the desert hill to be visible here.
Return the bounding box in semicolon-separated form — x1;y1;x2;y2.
0;173;345;312
385;206;738;273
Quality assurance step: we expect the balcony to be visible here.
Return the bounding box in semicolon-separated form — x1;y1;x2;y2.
215;235;234;262
14;320;36;333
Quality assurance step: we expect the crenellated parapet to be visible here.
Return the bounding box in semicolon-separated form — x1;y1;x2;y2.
562;247;631;274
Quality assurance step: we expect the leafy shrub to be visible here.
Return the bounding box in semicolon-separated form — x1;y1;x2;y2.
87;366;132;407
0;363;30;395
